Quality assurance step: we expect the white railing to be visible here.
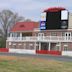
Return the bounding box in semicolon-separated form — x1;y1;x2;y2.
7;36;72;42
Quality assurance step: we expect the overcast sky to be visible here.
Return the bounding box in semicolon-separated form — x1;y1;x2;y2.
0;0;72;21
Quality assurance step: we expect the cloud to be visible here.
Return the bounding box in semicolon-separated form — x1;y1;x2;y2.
0;0;72;21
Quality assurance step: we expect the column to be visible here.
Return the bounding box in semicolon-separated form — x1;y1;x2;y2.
34;42;36;50
20;33;22;40
39;42;41;50
20;33;22;37
48;42;51;51
59;42;61;51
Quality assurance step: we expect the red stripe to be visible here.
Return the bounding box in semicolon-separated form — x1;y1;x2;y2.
0;48;9;52
44;7;65;12
36;50;61;55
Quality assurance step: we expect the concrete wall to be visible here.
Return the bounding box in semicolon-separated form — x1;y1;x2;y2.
9;49;36;54
62;51;72;56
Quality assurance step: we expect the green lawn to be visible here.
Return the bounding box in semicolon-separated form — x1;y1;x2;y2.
0;56;72;72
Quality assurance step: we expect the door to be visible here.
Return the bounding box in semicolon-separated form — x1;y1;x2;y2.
65;32;71;40
41;42;48;50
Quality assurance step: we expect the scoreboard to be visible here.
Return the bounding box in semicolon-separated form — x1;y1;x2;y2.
40;8;69;30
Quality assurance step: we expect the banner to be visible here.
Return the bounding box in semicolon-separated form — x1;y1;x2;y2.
40;21;46;30
40;12;46;21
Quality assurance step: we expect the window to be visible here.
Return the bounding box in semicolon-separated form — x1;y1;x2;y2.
9;42;11;45
11;33;16;37
29;43;34;50
56;44;60;51
64;45;68;51
51;32;57;36
13;43;16;48
29;44;33;46
13;43;16;45
17;33;20;37
18;43;22;45
8;33;10;37
62;32;65;36
24;44;26;46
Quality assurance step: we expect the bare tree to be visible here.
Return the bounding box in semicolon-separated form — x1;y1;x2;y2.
25;19;31;22
0;10;24;47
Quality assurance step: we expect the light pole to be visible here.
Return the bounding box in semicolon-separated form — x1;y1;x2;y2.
57;0;60;7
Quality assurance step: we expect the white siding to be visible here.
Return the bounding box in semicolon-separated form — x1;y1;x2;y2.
9;49;36;54
68;13;72;29
62;51;72;56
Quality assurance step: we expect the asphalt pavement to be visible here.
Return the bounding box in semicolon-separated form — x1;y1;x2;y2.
0;52;72;62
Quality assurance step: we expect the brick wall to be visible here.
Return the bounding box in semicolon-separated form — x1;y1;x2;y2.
6;42;35;50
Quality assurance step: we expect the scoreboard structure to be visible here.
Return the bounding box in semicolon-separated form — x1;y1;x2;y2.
40;7;69;30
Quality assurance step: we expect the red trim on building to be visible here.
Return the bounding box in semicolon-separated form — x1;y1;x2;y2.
36;50;61;55
44;7;66;12
0;48;9;52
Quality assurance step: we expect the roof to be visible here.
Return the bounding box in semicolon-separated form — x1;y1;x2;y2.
44;7;66;12
11;22;39;32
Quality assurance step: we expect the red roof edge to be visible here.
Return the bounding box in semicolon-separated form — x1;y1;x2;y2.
44;7;66;12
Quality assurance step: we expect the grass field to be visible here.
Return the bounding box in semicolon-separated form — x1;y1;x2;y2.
0;56;72;72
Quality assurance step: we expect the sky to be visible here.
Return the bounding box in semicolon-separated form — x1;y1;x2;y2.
0;0;72;21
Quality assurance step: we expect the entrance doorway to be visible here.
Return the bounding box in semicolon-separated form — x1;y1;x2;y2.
35;42;48;51
41;42;48;50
